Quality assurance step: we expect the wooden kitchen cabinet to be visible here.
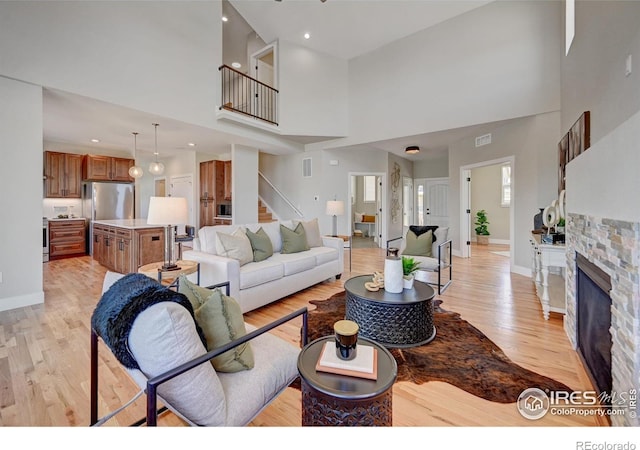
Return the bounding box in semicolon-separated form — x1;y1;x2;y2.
92;223;164;273
223;160;232;201
215;160;232;201
49;219;86;259
44;151;83;198
135;228;165;268
199;160;216;227
83;155;134;182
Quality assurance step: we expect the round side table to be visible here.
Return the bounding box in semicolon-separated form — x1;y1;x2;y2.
297;336;397;426
138;260;200;285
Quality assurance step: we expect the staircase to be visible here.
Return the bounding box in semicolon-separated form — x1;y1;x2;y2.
259;200;275;223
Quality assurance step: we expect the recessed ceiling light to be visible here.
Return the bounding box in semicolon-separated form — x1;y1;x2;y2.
231;62;242;69
304;32;310;40
91;139;100;143
187;142;196;147
222;16;228;22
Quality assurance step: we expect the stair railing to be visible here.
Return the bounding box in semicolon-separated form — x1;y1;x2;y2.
258;171;304;219
219;65;278;126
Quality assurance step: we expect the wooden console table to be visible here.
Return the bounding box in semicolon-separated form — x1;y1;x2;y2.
530;234;566;320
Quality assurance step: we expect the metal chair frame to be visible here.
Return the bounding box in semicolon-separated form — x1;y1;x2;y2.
90;280;308;426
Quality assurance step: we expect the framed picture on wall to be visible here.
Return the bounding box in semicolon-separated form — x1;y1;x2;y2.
558;133;569;194
558;111;590;194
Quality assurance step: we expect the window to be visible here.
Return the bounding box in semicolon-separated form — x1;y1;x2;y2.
501;165;511;207
363;175;376;203
566;0;575;55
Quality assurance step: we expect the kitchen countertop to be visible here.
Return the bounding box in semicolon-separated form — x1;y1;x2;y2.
92;219;165;230
47;217;87;222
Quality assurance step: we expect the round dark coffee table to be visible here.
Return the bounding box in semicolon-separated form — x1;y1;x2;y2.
344;274;436;348
297;336;397;426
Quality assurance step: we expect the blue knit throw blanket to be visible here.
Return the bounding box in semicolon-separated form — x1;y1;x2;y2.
91;273;206;370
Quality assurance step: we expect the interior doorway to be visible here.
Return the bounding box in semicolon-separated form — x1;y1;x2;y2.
170;174;194;235
154;177;166;197
348;172;386;249
460;157;514;259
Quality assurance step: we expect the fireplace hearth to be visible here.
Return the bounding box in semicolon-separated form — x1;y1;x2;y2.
576;252;612;402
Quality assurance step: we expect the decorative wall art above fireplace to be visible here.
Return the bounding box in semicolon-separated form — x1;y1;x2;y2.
558;111;590;194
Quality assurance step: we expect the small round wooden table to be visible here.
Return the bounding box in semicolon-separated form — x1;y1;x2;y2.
297;336;397;426
138;260;200;285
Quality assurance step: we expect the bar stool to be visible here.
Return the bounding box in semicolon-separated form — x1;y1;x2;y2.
175;225;195;260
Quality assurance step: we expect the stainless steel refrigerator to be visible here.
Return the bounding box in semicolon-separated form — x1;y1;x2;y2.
82;182;134;255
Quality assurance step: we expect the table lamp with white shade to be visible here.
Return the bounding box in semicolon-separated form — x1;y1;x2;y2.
325;200;344;237
147;196;188;271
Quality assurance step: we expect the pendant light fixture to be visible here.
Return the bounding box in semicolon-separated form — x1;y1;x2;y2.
128;132;144;179
148;123;165;176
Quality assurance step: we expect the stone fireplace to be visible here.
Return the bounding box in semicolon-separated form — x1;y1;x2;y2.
565;214;640;426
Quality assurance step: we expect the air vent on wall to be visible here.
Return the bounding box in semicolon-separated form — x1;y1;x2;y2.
475;133;492;147
302;158;312;178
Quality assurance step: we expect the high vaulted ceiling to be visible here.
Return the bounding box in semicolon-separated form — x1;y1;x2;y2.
230;0;492;60
42;0;500;161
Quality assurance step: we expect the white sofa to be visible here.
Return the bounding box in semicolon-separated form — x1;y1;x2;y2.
182;219;344;313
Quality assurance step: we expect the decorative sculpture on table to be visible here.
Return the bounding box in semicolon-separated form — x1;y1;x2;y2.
541;190;565;243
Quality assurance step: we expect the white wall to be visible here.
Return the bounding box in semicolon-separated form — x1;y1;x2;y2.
470;164;510;241
278;40;348;137
413;156;449;179
232;145;259;225
318;0;562;150
0;1;222;129
562;1;640;144
449;112;560;270
0;78;44;311
260;148;388;236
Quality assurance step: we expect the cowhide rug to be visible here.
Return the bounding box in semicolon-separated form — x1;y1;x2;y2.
292;291;572;404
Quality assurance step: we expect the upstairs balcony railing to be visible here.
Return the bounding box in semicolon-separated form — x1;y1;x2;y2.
219;64;278;126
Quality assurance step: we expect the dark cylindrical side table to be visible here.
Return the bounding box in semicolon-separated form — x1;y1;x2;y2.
297;336;397;426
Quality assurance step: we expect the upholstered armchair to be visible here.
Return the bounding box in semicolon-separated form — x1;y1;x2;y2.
387;226;452;294
90;272;307;426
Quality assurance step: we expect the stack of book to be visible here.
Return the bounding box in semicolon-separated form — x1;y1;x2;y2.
315;342;378;380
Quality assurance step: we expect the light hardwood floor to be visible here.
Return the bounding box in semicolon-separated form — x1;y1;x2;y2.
0;243;607;427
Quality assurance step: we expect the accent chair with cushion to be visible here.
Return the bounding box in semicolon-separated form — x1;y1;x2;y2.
90;272;308;426
387;225;452;294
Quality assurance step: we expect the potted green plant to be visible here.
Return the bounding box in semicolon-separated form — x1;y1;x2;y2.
474;209;490;245
556;217;566;233
402;256;421;289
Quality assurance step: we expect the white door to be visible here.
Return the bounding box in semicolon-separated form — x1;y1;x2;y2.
170;174;194;235
424;178;449;228
375;176;383;246
402;176;413;232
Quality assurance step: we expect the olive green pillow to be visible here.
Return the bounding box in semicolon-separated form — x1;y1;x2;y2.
403;229;433;257
246;227;274;262
280;222;310;254
178;276;254;373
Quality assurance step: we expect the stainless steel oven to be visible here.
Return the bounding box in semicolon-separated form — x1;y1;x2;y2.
43;218;49;262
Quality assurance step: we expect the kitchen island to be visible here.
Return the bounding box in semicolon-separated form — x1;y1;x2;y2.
92;219;165;274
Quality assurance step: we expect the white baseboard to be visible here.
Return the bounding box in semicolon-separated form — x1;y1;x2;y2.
511;264;532;278
490;238;510;245
0;291;44;313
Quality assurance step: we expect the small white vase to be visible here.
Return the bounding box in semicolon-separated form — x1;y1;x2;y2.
403;275;414;290
384;257;403;293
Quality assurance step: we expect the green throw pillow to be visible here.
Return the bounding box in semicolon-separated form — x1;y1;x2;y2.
403;229;433;257
178;275;254;373
280;222;310;254
246;227;274;262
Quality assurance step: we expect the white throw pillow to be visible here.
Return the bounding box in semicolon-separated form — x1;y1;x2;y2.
295;218;323;248
215;227;253;266
354;212;364;223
